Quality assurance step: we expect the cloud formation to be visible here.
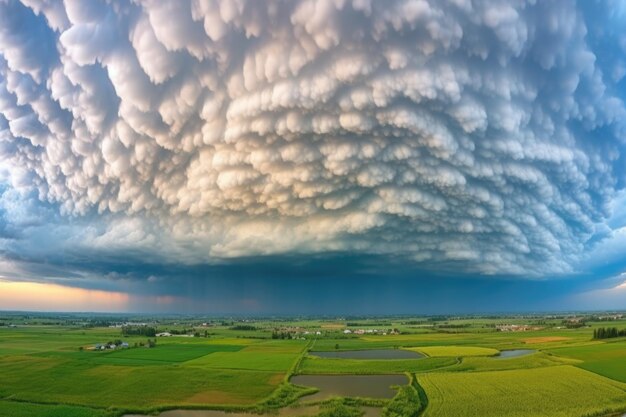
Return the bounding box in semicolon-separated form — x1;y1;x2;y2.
1;0;626;280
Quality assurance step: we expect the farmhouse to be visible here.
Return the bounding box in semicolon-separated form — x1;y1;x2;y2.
496;324;537;332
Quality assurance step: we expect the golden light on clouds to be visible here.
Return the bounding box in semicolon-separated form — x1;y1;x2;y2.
0;280;131;312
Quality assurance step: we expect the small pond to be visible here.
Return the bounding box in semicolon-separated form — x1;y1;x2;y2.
291;374;407;401
496;349;536;359
309;349;424;360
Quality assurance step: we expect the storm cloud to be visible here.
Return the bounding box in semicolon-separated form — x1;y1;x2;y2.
1;0;626;287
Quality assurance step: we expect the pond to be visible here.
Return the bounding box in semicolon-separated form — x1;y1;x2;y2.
496;349;536;359
309;349;424;360
291;374;407;401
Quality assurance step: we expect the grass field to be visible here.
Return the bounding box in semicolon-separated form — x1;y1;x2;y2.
0;354;283;409
103;343;244;364
0;400;116;417
185;351;301;371
420;366;626;417
547;340;626;383
444;351;579;372
0;326;301;414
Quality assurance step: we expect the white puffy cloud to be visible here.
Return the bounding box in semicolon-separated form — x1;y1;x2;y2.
1;0;626;276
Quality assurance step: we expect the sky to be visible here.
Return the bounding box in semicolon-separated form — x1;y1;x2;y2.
1;0;626;314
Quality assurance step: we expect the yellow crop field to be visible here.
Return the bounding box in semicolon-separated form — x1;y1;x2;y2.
407;346;499;357
420;365;626;417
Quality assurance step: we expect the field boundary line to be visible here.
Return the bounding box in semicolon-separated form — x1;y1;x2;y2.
287;338;314;380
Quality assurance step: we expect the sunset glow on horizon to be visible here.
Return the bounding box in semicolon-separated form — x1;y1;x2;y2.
0;280;132;312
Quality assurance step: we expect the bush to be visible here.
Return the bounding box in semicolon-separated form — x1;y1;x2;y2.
383;378;423;417
317;400;362;417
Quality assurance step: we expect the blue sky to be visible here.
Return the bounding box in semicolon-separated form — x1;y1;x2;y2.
1;0;626;314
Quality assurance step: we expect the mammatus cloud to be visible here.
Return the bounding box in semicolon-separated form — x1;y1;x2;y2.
1;0;626;279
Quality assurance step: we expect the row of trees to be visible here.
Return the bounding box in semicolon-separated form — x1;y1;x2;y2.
164;328;202;335
230;325;257;331
271;331;293;339
593;327;626;339
121;325;156;337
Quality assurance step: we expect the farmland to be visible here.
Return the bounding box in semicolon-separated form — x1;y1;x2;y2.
547;341;626;383
1;312;626;416
420;366;626;417
405;346;499;357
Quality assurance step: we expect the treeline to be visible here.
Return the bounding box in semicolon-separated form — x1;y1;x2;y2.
230;325;257;331
83;320;115;328
121;326;156;337
402;320;427;325
271;331;293;339
437;324;470;329
561;320;586;329
164;328;202;335
593;327;626;339
346;322;391;327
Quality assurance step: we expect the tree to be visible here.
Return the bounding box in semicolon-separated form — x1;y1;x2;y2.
335;343;340;350
122;326;156;337
593;327;626;340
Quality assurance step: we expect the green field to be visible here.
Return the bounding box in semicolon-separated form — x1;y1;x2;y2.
2;313;626;416
185;351;301;371
445;351;579;372
0;354;283;409
0;325;299;414
0;400;116;417
105;343;243;362
547;340;626;383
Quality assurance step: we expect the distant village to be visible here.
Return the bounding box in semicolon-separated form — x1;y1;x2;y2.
342;328;400;336
495;324;541;332
75;313;626;352
90;341;129;351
